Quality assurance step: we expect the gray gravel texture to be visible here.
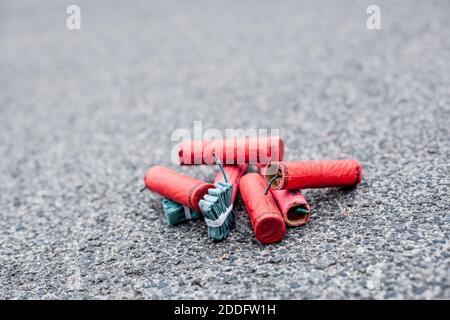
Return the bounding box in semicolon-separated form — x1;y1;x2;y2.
1;0;449;299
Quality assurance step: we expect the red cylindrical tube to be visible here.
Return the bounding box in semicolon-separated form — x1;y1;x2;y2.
262;159;362;190
270;190;311;227
144;165;214;212
213;164;248;204
239;173;286;244
178;136;284;165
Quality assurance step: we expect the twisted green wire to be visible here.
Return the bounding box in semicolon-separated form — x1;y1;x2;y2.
213;153;228;183
264;174;280;195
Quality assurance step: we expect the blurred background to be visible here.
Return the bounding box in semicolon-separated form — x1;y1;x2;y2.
0;0;449;299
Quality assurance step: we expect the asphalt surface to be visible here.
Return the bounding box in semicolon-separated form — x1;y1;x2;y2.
1;0;449;299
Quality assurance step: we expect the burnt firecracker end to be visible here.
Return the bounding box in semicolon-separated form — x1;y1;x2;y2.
270;189;311;227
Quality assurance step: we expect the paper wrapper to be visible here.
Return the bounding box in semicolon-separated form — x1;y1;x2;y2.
270;189;311;227
239;173;286;244
213;165;248;204
144;165;214;212
262;159;362;190
178;136;284;165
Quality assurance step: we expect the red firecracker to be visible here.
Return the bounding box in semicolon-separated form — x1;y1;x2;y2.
213;165;248;203
239;173;286;244
270;189;311;227
178;136;284;165
262;159;362;190
144;165;214;212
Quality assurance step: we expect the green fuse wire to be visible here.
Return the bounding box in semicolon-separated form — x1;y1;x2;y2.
295;207;309;215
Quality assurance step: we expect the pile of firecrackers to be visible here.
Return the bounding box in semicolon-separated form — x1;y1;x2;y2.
142;137;362;244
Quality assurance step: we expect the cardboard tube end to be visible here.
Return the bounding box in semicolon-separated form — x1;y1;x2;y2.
192;183;215;212
144;165;163;187
285;205;310;227
255;215;286;244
